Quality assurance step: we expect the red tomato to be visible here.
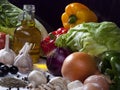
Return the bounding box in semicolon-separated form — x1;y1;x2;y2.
61;52;99;82
0;32;6;49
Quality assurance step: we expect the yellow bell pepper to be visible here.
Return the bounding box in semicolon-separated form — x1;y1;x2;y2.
34;64;48;71
61;2;98;29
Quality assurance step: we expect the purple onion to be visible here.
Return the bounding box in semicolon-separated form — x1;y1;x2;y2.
46;47;72;76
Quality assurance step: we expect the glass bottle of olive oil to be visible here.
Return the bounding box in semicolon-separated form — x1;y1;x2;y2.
13;5;41;63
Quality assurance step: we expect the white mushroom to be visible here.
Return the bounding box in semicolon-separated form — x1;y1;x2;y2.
28;69;47;88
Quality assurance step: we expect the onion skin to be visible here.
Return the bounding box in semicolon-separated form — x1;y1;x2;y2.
83;83;102;90
61;52;99;82
84;75;110;90
46;47;72;76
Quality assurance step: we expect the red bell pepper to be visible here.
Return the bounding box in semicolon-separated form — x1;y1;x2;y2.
41;27;68;55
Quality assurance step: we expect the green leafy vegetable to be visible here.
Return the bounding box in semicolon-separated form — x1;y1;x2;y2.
55;21;120;56
0;0;22;36
0;0;22;27
98;50;120;90
0;0;48;39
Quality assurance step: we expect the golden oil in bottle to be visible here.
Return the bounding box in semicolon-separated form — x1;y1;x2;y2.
13;5;41;63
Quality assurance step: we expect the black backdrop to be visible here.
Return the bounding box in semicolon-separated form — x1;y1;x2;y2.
9;0;120;32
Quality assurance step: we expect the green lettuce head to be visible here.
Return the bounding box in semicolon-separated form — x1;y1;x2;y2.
55;21;120;56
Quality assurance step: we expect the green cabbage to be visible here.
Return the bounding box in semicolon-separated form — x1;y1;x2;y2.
55;21;120;56
0;0;48;38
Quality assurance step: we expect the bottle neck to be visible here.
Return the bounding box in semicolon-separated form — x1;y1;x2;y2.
21;10;35;27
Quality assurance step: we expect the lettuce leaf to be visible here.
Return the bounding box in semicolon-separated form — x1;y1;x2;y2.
0;0;48;39
55;21;120;56
0;0;22;27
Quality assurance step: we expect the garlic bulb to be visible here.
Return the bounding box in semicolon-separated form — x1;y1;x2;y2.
14;42;29;61
67;80;83;90
0;34;16;65
30;76;70;90
49;77;69;90
14;42;33;74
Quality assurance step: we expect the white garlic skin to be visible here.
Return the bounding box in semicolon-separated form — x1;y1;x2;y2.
28;69;47;88
0;34;16;65
14;54;33;74
0;49;16;65
49;77;69;90
14;42;33;74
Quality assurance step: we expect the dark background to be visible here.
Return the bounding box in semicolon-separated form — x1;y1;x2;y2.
9;0;120;32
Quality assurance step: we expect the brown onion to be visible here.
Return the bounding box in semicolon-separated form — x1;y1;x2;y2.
84;74;109;90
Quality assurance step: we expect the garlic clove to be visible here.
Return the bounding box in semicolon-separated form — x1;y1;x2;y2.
19;42;29;55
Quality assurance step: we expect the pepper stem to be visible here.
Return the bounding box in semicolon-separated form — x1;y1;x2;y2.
68;15;77;24
49;33;56;40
